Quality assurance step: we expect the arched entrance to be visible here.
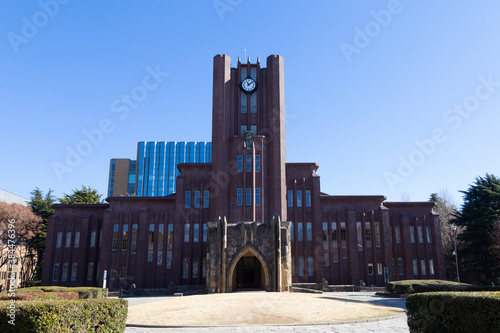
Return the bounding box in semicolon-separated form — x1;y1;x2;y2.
227;245;270;292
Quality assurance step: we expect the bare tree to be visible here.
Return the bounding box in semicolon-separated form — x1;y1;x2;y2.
430;189;460;281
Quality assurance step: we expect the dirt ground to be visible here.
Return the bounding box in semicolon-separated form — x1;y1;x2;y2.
126;292;403;326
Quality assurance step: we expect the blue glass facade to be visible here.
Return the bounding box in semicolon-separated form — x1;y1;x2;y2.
135;141;212;196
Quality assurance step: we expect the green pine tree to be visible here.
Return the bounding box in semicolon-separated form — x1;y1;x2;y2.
452;174;500;285
28;188;56;281
59;185;104;204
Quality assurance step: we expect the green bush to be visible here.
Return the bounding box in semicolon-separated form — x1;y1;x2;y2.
12;286;108;299
386;280;470;294
406;292;500;333
20;280;41;288
0;298;128;332
0;292;79;301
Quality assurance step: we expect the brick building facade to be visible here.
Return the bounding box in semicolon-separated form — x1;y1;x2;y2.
42;54;445;291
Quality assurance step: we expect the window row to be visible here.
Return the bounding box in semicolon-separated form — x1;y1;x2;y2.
237;155;261;172
183;223;208;244
367;262;384;275
287;190;311;207
52;262;78;282
56;229;105;249
182;258;207;279
236;188;261;206
291;257;314;277
290;222;313;242
408;226;433;244
185;190;210;208
355;222;382;250
396;257;436;276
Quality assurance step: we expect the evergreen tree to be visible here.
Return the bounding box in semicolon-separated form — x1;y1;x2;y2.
452;174;500;285
59;186;104;204
28;188;56;281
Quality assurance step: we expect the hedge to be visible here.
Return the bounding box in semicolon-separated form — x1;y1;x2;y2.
386;280;470;294
11;286;108;299
0;298;128;332
0;292;79;301
406;292;500;333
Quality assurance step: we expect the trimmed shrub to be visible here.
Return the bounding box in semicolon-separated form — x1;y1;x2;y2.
386;280;470;294
0;292;79;301
406;292;500;333
12;286;108;299
0;298;128;332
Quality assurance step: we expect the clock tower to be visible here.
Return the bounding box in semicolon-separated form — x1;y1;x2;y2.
207;54;291;292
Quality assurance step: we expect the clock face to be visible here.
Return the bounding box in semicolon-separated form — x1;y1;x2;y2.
240;77;257;94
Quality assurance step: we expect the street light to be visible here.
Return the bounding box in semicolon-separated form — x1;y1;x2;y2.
451;225;460;282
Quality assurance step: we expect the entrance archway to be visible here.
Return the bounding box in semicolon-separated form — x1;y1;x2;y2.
227;245;270;292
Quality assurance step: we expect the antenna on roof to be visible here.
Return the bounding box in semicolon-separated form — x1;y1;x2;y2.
244;49;247;62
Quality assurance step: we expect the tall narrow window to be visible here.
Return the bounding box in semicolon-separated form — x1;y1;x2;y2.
202;258;207;278
398;258;404;276
255;188;261;206
322;222;329;266
110;267;116;279
246;188;251;206
52;263;59;281
203;190;209;208
65;231;71;248
365;222;372;247
298;257;304;277
62;263;68;281
250;124;257;135
74;230;80;248
237;188;243;206
374;222;381;247
426;226;432;243
240;92;247;113
183;258;189;279
112;225;119;250
166;224;173;269
297;190;302;207
413;258;418;276
87;262;94;281
305;190;311;207
203;223;207;242
131;224;138;254
184;224;190;243
290;222;294;242
250;94;257;113
122;225;128;250
410;226;416;243
148;224;154;262
255;155;260;172
395;226;401;243
192;258;199;278
341;222;347;258
297;222;303;241
307;257;314;277
185;191;191;208
357;222;363;251
120;267;126;279
418;226;424;243
377;263;383;275
240;125;247;135
237;155;243;172
368;263;374;275
157;224;164;266
306;222;312;241
429;258;435;275
287;190;293;207
292;259;295;277
421;258;427;275
332;222;338;262
193;224;199;243
246;155;252;172
71;263;77;281
194;191;200;208
90;230;96;248
56;231;62;248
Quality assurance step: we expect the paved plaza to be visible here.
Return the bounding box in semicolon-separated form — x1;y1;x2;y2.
124;292;409;333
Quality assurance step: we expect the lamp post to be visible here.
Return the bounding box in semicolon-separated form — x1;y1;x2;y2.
451;225;460;282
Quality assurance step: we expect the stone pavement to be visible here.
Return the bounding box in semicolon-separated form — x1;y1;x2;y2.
125;292;409;333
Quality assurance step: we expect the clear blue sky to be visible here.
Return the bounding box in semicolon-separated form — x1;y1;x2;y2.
1;1;499;206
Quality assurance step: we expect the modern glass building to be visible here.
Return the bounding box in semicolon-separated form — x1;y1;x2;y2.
108;141;212;197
